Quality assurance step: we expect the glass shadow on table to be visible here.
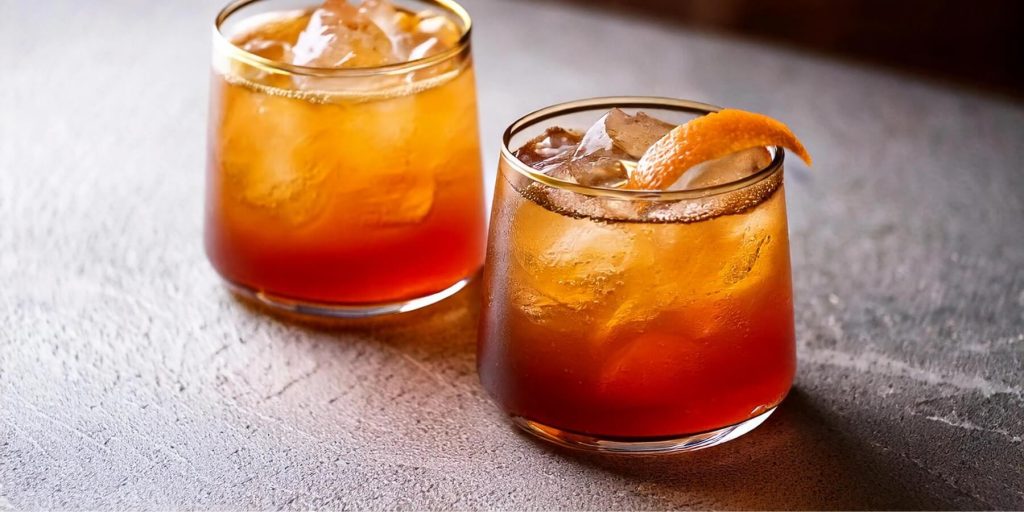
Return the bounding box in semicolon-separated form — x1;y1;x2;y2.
519;387;973;510
226;273;483;378
225;284;979;510
227;272;483;336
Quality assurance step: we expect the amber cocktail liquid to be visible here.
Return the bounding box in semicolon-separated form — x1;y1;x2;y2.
206;0;484;316
479;98;803;452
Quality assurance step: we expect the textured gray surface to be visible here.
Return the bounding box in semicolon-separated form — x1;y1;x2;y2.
2;0;1023;509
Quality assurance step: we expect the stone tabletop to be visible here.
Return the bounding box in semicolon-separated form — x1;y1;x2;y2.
2;0;1022;509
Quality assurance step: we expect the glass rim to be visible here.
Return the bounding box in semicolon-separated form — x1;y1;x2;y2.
500;96;787;201
213;0;472;77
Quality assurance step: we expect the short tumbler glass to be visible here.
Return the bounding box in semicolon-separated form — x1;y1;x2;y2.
478;97;796;453
205;0;486;317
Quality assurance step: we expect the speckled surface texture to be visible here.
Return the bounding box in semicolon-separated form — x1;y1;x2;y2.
2;0;1022;509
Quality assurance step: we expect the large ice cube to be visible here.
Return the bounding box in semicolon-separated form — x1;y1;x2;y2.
581;108;674;160
543;109;675;188
291;0;396;68
218;90;333;226
361;0;406;50
328;94;436;226
717;190;786;291
670;147;773;190
407;11;462;60
513;127;581;171
509;198;632;323
724;230;771;285
379;7;462;61
232;9;310;59
507;196;683;343
602;110;675;159
288;0;461;70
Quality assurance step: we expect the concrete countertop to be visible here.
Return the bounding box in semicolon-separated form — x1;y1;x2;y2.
2;0;1022;509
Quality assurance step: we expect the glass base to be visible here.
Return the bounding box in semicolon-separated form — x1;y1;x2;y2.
511;406;776;454
224;276;472;318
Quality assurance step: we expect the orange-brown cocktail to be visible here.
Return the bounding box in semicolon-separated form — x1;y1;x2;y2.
206;0;485;316
479;98;810;452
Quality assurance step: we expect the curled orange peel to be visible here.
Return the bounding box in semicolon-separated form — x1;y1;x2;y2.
628;108;812;190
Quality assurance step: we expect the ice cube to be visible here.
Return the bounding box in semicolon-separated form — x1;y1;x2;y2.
329;94;436;226
613;111;675;158
357;2;460;61
513;127;582;171
229;11;311;84
232;10;309;55
574;109;670;159
543;109;675;188
218;91;333;226
291;0;396;68
559;156;629;188
237;38;296;86
573;110;622;158
509;198;632;322
361;0;404;48
551;110;632;187
670;147;773;190
242;38;293;62
288;0;461;70
408;12;462;60
724;231;771;285
717;192;785;291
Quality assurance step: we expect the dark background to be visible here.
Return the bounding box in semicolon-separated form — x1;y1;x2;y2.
572;0;1024;96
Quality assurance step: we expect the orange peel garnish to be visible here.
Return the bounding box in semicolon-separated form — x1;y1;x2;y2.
628;108;812;190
